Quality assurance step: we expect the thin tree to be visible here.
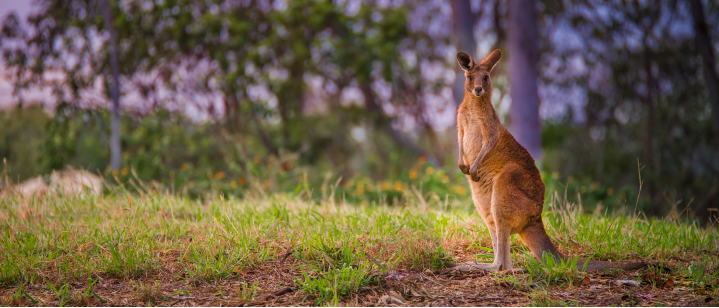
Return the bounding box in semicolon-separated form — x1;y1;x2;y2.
99;0;122;170
689;0;719;134
507;0;541;161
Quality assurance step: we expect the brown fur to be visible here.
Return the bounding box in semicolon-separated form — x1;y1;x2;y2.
455;49;648;272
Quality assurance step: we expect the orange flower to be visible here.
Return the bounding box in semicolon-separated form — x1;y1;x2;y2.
182;163;190;171
230;181;238;189
418;156;427;164
121;167;128;176
214;171;224;179
455;186;466;195
253;155;261;164
409;170;418;180
239;177;247;185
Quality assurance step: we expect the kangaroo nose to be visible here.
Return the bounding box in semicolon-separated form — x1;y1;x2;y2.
473;87;483;96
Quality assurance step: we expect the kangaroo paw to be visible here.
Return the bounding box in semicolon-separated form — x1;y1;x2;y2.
458;164;470;175
469;166;480;182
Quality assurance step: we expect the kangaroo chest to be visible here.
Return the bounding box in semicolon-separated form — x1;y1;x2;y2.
460;113;485;159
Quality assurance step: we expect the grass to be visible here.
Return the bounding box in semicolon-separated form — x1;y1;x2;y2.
0;183;718;305
525;252;585;286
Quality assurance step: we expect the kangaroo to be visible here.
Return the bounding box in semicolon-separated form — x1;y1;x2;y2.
453;49;648;273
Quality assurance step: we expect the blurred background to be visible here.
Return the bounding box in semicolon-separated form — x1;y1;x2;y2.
0;0;717;222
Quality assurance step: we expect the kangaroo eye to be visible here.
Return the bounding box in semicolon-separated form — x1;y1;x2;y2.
484;75;489;81
468;76;473;81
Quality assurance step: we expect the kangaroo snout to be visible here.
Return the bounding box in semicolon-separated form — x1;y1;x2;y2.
472;87;483;96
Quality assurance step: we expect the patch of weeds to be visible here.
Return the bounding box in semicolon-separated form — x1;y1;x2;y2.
99;238;157;279
136;281;164;304
394;234;454;271
182;244;245;282
296;263;377;305
45;280;73;307
525;252;585;285
681;257;719;286
238;281;258;301
0;232;42;286
80;277;106;305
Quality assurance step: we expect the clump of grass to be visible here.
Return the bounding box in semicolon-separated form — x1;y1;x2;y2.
182;244;245;282
526;287;563;307
680;257;719;286
45;280;74;307
136;281;164;305
295;263;377;305
525;252;585;285
238;281;258;301
99;238;157;279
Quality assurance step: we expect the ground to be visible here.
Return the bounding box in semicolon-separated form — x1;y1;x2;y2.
0;188;717;307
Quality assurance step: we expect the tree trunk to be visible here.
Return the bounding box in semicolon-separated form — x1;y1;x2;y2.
689;0;719;134
507;0;541;161
100;0;122;171
450;0;477;107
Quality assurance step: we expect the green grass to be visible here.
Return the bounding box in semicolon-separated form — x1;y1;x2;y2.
525;252;585;286
0;184;717;304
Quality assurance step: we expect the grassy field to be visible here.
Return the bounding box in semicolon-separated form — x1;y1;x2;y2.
0;184;718;306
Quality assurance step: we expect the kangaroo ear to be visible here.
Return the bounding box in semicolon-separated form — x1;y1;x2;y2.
480;49;502;72
456;52;474;71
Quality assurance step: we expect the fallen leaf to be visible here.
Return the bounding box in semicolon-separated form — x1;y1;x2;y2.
379;292;406;306
580;276;591;285
11;298;27;306
662;278;674;288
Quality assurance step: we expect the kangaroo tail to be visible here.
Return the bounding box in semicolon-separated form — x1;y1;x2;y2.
518;221;648;272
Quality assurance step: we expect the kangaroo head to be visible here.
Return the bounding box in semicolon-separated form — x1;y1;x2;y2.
456;49;502;98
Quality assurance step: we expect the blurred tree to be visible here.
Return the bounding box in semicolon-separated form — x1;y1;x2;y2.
99;0;122;170
450;0;477;106
508;0;541;162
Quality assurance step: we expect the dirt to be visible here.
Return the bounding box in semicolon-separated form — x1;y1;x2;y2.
2;258;716;307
